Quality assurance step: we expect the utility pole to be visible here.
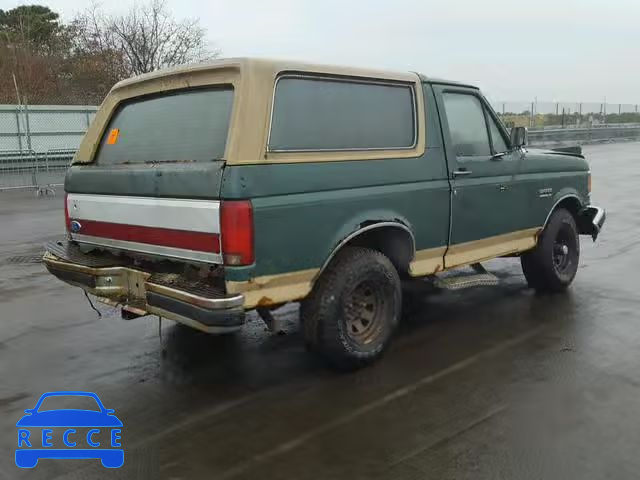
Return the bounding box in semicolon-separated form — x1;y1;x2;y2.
12;73;22;106
530;101;534;128
12;73;24;153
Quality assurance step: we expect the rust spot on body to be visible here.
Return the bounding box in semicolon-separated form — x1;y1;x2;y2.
256;296;275;307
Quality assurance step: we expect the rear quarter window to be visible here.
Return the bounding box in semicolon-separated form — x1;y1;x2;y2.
95;87;233;164
268;76;415;151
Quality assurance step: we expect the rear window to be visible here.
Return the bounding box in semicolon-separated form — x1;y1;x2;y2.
268;76;415;151
95;87;233;164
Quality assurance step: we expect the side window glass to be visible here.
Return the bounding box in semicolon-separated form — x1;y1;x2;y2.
442;93;490;157
487;112;509;153
269;77;415;151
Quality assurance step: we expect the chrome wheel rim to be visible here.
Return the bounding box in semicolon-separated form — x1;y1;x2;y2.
344;281;386;345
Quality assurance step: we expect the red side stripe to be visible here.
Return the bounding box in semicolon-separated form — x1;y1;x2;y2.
73;219;220;253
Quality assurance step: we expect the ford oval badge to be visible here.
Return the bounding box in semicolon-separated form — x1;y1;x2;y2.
70;220;82;233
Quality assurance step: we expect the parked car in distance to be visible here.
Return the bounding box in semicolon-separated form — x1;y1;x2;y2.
43;58;605;370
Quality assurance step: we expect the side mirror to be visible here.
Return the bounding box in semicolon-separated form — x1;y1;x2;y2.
510;126;528;148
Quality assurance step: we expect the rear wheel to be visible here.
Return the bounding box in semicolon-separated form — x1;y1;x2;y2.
301;247;401;370
521;208;580;293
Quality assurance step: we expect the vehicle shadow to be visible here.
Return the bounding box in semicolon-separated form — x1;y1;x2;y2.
156;262;581;389
157;307;326;387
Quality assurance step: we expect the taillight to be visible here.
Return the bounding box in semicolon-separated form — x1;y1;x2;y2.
588;173;592;193
220;200;254;266
64;193;71;231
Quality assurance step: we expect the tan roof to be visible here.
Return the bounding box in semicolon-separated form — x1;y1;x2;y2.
113;57;422;91
78;57;428;166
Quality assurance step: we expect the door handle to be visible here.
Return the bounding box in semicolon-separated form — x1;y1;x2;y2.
452;169;472;177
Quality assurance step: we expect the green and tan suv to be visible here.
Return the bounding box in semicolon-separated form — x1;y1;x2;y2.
44;58;605;369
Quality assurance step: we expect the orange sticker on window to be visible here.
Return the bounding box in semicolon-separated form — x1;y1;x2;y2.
107;128;120;145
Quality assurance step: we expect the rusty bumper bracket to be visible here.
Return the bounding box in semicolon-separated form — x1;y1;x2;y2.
43;243;245;334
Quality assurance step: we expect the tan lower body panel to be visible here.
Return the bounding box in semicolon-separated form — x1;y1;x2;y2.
227;247;449;308
226;268;318;309
228;228;541;308
443;227;541;269
408;246;447;277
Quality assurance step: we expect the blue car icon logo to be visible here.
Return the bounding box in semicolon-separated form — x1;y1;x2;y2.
16;391;123;468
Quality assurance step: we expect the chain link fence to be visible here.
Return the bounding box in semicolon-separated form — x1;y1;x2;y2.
0;103;97;193
490;101;640;129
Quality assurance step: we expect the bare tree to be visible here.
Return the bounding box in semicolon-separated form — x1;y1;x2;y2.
0;2;218;104
68;3;128;102
74;0;217;78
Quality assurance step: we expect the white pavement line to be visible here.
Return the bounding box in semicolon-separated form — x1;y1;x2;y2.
129;392;260;450
388;403;507;467
218;325;546;480
46;393;263;480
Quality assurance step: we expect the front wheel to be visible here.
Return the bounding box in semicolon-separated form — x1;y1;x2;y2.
300;247;401;370
521;208;580;293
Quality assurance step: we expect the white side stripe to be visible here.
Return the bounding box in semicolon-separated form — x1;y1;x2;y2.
67;194;220;233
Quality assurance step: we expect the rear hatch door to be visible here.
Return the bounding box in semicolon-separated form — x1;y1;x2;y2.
65;87;234;264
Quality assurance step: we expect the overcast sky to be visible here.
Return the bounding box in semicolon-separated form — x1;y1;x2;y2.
7;0;640;103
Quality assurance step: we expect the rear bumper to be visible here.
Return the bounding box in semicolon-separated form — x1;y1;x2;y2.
578;205;606;241
43;241;245;333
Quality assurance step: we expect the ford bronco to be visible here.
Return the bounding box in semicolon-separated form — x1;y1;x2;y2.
43;58;605;369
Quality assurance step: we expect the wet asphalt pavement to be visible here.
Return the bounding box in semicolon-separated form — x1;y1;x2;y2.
0;142;638;479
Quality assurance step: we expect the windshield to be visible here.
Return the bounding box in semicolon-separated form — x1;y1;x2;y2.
95;87;234;165
37;395;102;412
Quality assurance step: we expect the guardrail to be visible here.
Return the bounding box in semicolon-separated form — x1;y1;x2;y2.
0;149;74;194
528;124;640;146
1;125;639;194
0;150;39;191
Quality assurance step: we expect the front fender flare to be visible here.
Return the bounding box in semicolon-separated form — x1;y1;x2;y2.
542;189;585;229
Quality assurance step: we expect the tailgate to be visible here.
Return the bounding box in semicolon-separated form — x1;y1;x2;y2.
67;194;222;264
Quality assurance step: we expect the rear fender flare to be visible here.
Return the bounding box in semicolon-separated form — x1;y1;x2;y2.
314;219;416;282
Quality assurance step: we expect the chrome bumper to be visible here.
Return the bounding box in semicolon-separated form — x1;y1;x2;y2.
579;205;606;241
43;249;245;334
